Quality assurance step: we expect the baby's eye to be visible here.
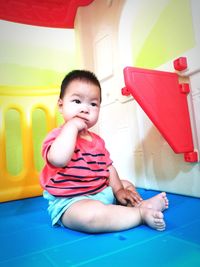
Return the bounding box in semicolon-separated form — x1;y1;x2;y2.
73;99;81;104
91;102;98;107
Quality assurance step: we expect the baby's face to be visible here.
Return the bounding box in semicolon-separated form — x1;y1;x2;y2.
58;80;101;129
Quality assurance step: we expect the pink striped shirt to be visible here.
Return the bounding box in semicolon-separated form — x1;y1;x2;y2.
40;127;112;197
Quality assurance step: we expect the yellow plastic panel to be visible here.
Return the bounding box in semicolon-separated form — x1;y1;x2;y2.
0;86;59;202
5;108;23;175
32;108;48;172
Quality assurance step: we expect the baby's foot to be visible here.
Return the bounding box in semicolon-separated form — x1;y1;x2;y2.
139;207;166;231
139;192;169;212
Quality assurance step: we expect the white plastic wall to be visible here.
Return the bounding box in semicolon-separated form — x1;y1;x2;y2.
76;0;200;197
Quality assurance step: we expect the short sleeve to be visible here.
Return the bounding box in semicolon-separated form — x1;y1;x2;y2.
41;127;61;168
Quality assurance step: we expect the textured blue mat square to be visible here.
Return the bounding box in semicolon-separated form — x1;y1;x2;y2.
0;189;200;267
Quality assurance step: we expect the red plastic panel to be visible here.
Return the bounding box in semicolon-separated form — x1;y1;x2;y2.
0;0;94;28
123;67;194;153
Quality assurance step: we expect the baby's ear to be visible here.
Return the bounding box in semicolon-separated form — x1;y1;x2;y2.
57;98;63;113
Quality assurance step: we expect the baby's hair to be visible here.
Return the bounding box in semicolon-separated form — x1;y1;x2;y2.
60;70;102;102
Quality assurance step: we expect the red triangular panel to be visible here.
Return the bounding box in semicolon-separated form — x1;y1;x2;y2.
123;67;194;153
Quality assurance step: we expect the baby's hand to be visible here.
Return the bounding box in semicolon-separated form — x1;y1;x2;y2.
115;188;142;207
67;117;88;132
125;185;143;206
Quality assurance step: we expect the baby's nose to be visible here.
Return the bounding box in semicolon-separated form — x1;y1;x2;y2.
80;105;89;113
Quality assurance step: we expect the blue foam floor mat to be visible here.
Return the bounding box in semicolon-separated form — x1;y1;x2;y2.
0;189;200;267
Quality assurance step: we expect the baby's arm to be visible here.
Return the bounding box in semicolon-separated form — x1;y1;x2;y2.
47;117;87;167
108;165;142;206
108;165;123;192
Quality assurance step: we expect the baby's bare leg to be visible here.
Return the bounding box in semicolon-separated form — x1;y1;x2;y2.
61;199;165;233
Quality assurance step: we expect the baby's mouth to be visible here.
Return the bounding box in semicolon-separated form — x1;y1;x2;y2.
76;115;89;122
